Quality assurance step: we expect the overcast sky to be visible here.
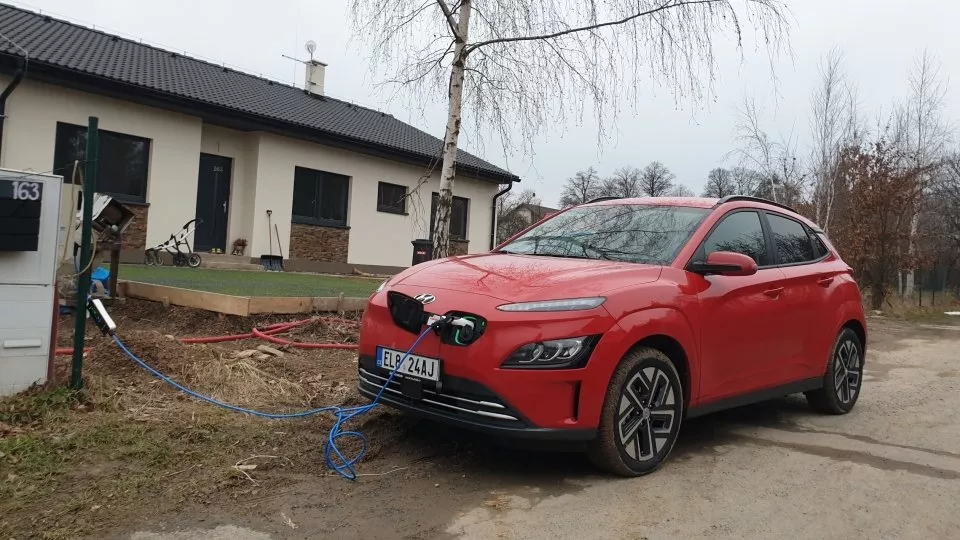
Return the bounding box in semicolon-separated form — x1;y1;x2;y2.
11;0;960;207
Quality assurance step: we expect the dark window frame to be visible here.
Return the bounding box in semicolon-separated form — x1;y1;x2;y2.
53;121;152;204
429;192;470;241
376;181;408;215
291;166;350;228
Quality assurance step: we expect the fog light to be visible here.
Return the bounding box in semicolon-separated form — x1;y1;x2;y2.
501;336;597;369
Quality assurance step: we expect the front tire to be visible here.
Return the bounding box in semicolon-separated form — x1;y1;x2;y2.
805;327;863;414
588;347;684;477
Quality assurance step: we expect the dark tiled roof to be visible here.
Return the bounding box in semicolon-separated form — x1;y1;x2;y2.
0;3;518;182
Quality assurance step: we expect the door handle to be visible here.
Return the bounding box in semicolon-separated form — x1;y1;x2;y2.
817;277;834;287
222;201;227;213
763;287;784;298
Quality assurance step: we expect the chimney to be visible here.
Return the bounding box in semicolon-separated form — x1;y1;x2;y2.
305;60;326;96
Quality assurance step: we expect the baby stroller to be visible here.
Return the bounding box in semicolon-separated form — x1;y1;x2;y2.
145;219;202;267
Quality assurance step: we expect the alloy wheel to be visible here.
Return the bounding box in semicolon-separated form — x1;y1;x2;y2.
834;339;861;404
617;366;678;462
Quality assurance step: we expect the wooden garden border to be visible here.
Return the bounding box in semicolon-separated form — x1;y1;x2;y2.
118;281;368;316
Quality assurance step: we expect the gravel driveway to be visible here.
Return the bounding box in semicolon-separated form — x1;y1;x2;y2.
126;318;960;540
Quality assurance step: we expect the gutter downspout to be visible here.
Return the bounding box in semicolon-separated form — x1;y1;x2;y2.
490;180;514;250
0;57;27;167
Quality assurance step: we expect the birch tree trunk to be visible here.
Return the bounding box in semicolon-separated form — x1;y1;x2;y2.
431;0;472;259
904;212;920;296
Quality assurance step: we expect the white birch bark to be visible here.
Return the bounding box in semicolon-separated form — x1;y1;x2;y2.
431;0;472;259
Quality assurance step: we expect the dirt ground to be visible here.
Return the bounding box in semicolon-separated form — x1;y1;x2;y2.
2;301;959;539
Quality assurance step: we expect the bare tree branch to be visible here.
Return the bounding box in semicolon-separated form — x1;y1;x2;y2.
436;0;463;40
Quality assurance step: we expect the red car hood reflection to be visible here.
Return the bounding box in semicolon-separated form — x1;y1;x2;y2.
394;253;663;302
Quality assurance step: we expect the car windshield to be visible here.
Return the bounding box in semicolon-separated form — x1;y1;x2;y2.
497;204;709;265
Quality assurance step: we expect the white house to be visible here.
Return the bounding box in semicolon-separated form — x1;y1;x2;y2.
0;4;520;273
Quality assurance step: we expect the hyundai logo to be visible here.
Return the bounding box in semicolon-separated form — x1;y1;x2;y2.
414;293;436;304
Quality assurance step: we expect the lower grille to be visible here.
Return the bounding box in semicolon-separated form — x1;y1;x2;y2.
358;367;522;425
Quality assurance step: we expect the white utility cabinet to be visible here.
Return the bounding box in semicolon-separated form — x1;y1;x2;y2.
0;168;63;396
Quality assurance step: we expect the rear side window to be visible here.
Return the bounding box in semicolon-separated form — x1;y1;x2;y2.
703;211;769;266
811;233;829;259
766;213;815;264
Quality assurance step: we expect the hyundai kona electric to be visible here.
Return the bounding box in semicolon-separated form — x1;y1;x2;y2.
357;195;866;476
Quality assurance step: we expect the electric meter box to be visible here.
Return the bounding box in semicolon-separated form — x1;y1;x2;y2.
0;168;63;396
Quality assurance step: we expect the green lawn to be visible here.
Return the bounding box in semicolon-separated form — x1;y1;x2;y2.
118;265;381;297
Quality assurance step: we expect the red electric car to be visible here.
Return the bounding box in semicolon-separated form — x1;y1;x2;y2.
357;196;866;476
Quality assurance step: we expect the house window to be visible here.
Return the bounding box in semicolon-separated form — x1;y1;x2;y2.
53;122;151;203
291;166;349;227
430;192;469;241
377;182;407;214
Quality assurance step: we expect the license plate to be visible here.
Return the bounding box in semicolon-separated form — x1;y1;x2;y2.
377;347;440;382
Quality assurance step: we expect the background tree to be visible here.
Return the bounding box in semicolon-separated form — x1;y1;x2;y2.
901;50;952;296
640;161;676;197
559;167;602;207
670;184;696;197
732;97;806;206
731;166;762;196
702;168;736;197
829;125;929;310
809;48;860;234
602;166;643;198
349;0;790;258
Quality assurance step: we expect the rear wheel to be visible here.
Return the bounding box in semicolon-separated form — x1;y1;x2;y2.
805;327;863;414
588;347;684;477
187;253;202;268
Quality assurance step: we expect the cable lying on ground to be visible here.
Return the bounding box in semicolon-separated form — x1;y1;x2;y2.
89;300;451;480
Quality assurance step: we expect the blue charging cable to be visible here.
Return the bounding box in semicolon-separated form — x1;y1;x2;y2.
111;323;435;480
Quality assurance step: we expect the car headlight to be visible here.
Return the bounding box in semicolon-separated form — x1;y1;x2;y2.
501;336;598;369
496;297;606;312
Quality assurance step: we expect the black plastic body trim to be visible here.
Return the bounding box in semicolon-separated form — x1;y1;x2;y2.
714;195;799;214
687;377;823;419
359;384;597;441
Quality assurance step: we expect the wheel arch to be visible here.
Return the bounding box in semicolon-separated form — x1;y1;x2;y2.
842;318;867;353
628;334;692;409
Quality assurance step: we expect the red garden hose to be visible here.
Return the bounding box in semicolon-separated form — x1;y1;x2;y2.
179;316;359;350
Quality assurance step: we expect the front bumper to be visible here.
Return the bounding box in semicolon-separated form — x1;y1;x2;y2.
357;355;596;441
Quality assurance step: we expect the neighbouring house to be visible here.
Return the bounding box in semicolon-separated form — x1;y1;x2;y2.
497;202;558;243
0;4;520;273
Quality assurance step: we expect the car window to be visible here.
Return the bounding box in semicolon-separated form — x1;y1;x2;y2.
497;204;709;265
702;211;769;266
811;232;829;259
766;213;816;264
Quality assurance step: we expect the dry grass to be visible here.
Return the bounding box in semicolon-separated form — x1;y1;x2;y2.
0;300;385;539
865;292;960;324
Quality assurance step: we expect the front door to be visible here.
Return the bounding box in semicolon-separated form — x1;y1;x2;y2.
692;210;791;403
194;154;232;252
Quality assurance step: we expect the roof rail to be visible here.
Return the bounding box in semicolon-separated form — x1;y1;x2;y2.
586;196;622;204
714;195;798;214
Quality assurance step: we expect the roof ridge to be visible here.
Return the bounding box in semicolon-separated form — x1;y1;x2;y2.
0;1;519;182
0;1;392;115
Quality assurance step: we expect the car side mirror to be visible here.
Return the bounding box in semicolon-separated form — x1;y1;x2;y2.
689;251;758;277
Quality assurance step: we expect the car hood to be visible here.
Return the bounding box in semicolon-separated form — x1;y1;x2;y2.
393;253;663;302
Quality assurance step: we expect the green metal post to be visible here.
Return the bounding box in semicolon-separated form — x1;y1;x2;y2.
71;117;99;389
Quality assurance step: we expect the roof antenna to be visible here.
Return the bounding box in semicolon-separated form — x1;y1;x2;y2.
282;40;318;90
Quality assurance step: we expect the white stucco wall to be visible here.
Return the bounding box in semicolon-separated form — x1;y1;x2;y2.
253;133;500;267
0;75;505;268
0;76;203;248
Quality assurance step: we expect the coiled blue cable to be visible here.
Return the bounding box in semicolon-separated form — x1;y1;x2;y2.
111;324;435;480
